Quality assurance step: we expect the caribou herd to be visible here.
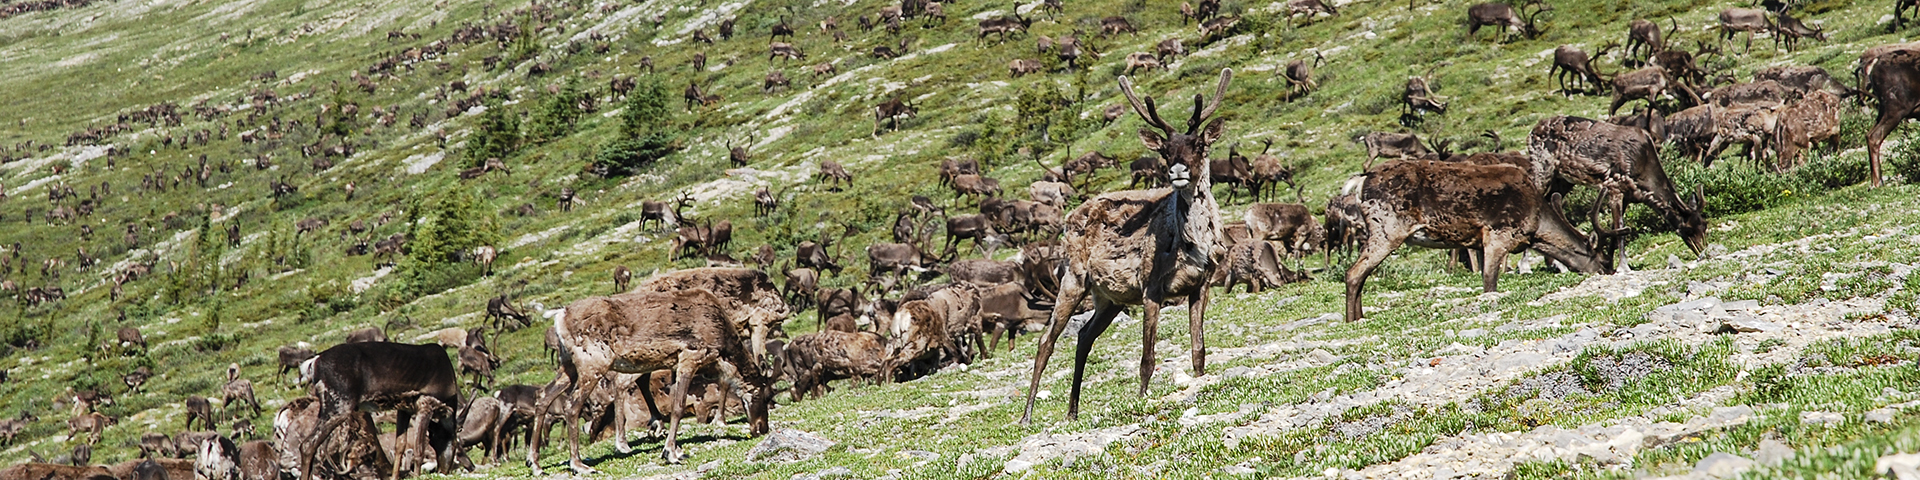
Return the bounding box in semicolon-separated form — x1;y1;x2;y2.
10;0;1920;477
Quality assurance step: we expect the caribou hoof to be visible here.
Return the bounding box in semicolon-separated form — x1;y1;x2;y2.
614;440;632;454
568;461;599;475
661;448;685;465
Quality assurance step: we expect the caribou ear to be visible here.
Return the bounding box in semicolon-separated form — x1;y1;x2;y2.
1138;127;1166;151
1200;116;1228;146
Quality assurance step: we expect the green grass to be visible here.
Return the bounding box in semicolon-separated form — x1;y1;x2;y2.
6;0;1920;477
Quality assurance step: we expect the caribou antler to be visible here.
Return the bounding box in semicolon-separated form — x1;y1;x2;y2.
1117;76;1173;133
1195;68;1233;132
1121;68;1233;135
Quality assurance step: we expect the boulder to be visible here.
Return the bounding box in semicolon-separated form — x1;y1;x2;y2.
746;429;836;463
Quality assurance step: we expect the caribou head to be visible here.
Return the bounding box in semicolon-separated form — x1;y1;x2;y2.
1118;69;1233;192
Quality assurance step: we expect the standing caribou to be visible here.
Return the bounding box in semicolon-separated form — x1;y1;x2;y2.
298;343;459;480
1549;45;1607;96
1023;69;1233;424
1861;41;1920;188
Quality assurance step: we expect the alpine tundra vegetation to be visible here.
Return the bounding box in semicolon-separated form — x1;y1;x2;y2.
9;0;1920;478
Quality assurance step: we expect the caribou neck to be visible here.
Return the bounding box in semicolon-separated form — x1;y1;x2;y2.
1529;205;1612;274
1165;176;1222;263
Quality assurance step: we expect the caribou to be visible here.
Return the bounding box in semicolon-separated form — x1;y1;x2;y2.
1022;69;1234;424
1345;160;1613;321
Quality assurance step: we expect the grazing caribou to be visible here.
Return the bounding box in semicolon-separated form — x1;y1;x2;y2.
532;290;773;471
976;5;1032;42
1718;8;1773;54
1625;19;1675;63
1550;45;1607;96
1466;1;1549;41
1527;116;1709;256
769;42;806;62
1609;66;1672;115
1360;132;1437;168
1285;0;1338;27
634;267;792;359
1345;161;1614;321
1282;52;1325;98
1858;42;1920;187
1772;11;1826;52
874;97;917;135
782;330;887;401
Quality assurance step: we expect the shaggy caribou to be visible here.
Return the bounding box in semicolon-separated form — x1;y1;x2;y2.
1345;160;1614;321
1022;69;1234;424
530;289;773;471
1861;42;1920;188
1527;116;1708;257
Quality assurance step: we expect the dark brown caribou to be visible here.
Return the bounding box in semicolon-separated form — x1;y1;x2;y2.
1345;160;1613;321
1466;1;1549;41
1625;19;1675;63
1859;42;1920;187
1550;45;1607;96
873;97;916;135
297;343;459;480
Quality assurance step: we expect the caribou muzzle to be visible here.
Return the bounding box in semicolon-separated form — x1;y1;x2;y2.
1169;163;1192;188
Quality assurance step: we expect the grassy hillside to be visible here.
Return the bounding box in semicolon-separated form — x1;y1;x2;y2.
4;0;1920;478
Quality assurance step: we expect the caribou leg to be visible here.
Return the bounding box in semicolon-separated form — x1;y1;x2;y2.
1021;272;1091;425
972;319;992;361
1479;234;1522;293
1867;109;1905;188
661;349;715;465
1344;224;1404;322
1069;301;1120;420
639;371;668;435
1604;190;1630;272
988;317;1008;353
563;371;601;474
1188;289;1209;376
1136;296;1161;397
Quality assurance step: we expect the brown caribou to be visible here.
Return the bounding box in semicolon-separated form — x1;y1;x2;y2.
1345;160;1613;321
1022;69;1233;423
1527;116;1708;256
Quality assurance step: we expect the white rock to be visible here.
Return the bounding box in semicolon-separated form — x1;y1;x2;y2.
1800;411;1845;426
1880;453;1920;480
1754;439;1794;466
1869;408;1899;424
1706;405;1754;426
1606;428;1645;455
1307;349;1339;366
1003;459;1034;473
746;428;836;463
1692;452;1755;478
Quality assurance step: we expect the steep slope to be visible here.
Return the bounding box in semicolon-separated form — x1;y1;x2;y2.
1;0;1919;478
